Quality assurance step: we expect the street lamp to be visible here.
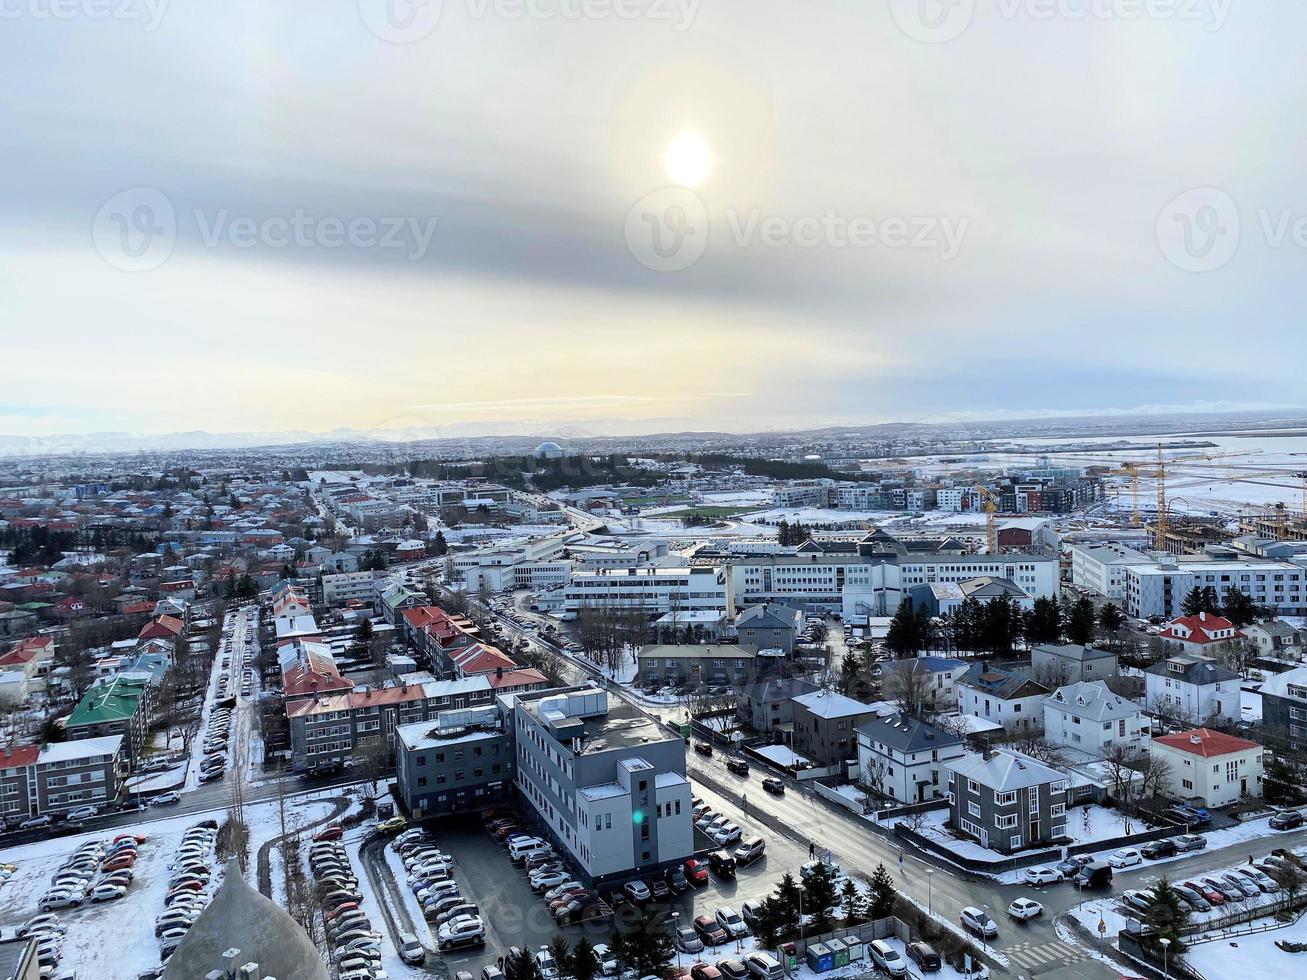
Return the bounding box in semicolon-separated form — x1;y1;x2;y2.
926;869;935;917
1160;937;1171;980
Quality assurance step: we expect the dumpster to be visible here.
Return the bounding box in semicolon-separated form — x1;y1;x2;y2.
842;934;865;961
806;943;833;973
780;943;798;973
827;939;848;968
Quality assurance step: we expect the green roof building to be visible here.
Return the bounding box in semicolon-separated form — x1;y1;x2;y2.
65;676;152;766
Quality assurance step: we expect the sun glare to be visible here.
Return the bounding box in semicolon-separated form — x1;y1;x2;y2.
664;131;712;188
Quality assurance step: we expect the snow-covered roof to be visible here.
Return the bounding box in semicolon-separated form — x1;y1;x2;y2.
947;749;1065;792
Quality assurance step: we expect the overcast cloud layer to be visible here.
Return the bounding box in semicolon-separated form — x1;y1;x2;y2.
0;0;1303;438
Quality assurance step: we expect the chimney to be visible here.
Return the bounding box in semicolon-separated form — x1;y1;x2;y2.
1190;734;1201;744
982;748;994;762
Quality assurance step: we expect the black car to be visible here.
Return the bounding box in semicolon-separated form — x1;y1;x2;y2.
665;866;690;893
761;778;785;795
694;743;714;757
726;759;750;776
1141;839;1177;859
906;942;941;972
707;850;736;877
1271;810;1305;830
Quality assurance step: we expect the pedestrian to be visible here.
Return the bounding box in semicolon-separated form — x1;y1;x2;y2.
1249;854;1255;865
809;840;816;859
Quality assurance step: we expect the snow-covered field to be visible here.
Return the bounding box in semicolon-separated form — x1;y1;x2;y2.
1185;926;1305;977
0;794;336;979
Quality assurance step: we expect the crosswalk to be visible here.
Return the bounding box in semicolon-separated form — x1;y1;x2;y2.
1004;940;1086;973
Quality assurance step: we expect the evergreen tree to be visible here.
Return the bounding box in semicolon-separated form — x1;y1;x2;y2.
753;896;784;950
619;909;674;975
803;861;840;935
1065;597;1098;646
1098;602;1125;635
432;530;449;557
886;603;933;657
1221;587;1257;628
1141;878;1190;954
868;862;896;919
548;935;572;978
1180;586;1205;616
838;649;864;696
570;938;600;980
1201;585;1221;614
978;595;1022;654
506;946;540;980
773;873;803;940
1025;595;1063;645
840;877;867;925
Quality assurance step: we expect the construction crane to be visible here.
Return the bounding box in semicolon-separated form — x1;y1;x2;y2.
974;485;998;554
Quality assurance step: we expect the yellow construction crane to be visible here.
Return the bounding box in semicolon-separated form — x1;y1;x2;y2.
974;485;998;554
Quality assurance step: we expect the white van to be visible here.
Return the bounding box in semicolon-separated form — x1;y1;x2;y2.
507;837;549;862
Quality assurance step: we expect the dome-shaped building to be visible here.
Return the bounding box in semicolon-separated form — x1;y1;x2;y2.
533;441;565;459
163;859;328;980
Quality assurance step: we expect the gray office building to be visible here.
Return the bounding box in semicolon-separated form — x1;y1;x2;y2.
508;686;694;888
394;707;515;818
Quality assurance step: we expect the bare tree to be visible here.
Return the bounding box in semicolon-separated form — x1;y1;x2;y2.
882;659;933;715
1140;751;1174;801
1001;724;1068;767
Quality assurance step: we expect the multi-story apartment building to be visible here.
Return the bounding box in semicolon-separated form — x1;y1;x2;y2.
1042;681;1146;757
509;686;694;888
1257;664;1307;750
634;645;759;688
790;690;885;767
957;664;1050;733
0;735;125;820
563;567;728;615
288;675;496;772
1122;554;1307;618
1069;544;1153;599
394;707;515;818
64;677;152;768
946;750;1069;854
321;570;381;606
1030;644;1119;685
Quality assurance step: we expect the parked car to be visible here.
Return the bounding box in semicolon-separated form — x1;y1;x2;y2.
707;851;736;877
1171;884;1211;912
960;906;998;938
1122;890;1154;913
623;880;652;903
1167;804;1211;825
1056;854;1093;878
716;906;748;939
694;914;729;946
716;959;749;980
1174;834;1208;852
1074;862;1113;890
1184;880;1225;905
734;838;766;867
684;859;709;885
742;953;783;980
1271;810;1305;830
868;940;908;977
1108;848;1143;869
1141;839;1177;860
676;926;704;953
666;866;690;892
1023;866;1061;887
905;942;941;972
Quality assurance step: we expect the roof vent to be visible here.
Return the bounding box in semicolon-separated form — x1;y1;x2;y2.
1190;734;1201;744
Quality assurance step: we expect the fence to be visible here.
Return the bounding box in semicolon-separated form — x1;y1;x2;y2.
875;798;949;823
891;822;1062;875
812;782;870;815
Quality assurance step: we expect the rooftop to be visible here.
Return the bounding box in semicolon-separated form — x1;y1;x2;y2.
1153;727;1261;758
519;687;669;754
791;689;877;719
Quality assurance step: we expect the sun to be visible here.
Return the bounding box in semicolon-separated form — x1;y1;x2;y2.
664;131;712;188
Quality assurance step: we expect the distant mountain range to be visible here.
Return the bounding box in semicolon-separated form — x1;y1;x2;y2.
2;406;1305;458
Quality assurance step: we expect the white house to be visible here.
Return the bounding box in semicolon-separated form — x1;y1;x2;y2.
1158;613;1244;656
1143;654;1240;726
855;713;966;804
1151;728;1264;807
957;664;1051;733
881;656;969;710
1042;681;1147;757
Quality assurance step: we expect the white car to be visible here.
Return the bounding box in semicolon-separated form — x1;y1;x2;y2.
867;940;907;978
1108;848;1143;869
715;906;748;938
1007;898;1043;920
1023;866;1061;887
710;823;743;846
90;884;127;902
960;906;998;938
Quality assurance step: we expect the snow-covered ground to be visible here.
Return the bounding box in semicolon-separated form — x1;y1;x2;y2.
1184;925;1305;977
0;793;336;979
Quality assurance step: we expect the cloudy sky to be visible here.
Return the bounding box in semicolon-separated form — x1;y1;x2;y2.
1;0;1303;439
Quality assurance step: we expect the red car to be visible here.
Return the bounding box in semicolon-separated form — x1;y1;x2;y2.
694;915;728;946
684;859;709;886
691;966;722;980
1184;881;1225;905
102;855;136;873
325;902;358;922
114;834;146;844
313;825;343;842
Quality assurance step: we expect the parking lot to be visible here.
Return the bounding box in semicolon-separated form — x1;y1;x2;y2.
385;777;811;976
